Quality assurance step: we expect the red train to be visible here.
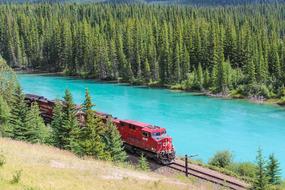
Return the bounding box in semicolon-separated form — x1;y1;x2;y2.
25;94;175;165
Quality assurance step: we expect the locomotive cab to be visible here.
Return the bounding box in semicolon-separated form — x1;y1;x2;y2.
150;128;175;165
139;126;175;165
116;120;175;164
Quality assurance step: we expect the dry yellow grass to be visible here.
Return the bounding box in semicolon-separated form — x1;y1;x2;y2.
0;138;219;190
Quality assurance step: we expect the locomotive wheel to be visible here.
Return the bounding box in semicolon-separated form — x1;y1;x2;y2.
160;159;171;165
158;151;174;165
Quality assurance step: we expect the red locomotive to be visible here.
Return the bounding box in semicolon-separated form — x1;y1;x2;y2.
25;94;175;165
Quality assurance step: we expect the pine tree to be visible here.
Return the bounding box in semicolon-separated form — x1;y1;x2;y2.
117;32;133;81
80;89;109;160
173;43;181;83
138;153;149;171
196;63;204;90
0;94;10;125
51;101;65;148
253;148;269;190
8;85;28;140
61;89;80;150
82;89;94;111
181;46;190;80
105;119;127;162
257;47;268;83
24;102;49;144
0;56;17;104
270;42;281;83
224;61;232;90
0;94;11;137
159;22;170;83
266;154;281;185
109;39;119;79
246;60;256;85
204;68;210;89
143;58;151;83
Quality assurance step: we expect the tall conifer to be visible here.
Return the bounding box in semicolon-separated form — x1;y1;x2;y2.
8;86;28;140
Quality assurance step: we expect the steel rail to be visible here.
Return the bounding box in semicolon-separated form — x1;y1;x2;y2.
167;161;250;190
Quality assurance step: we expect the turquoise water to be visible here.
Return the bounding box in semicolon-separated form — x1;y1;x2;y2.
18;74;285;176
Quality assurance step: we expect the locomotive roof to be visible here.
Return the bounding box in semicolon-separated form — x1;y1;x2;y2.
25;93;50;103
122;120;165;132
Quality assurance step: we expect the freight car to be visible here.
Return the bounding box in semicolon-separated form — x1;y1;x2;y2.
25;94;175;165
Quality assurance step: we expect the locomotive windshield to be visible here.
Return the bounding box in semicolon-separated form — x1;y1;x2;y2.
151;130;166;139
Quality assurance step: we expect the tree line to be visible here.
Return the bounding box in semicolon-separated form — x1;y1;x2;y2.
0;3;285;99
0;4;285;98
0;58;127;162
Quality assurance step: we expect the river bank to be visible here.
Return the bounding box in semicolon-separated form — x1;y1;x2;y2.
16;70;285;107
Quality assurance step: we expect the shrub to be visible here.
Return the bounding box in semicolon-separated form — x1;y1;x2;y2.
279;87;285;97
184;72;195;90
138;154;149;171
170;83;184;90
0;152;5;168
0;95;10;125
227;162;257;178
0;124;12;137
244;83;271;98
230;89;244;99
208;150;233;168
10;170;22;184
130;78;144;85
148;81;161;87
278;97;285;105
259;85;271;99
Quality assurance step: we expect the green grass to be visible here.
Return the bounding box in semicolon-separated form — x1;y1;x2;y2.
0;138;202;190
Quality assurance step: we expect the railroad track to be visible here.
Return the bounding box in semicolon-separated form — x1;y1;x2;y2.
127;153;250;189
168;160;250;190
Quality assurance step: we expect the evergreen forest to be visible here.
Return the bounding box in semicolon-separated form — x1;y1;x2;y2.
0;3;285;99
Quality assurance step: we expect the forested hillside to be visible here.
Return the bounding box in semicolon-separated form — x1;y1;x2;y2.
0;3;285;98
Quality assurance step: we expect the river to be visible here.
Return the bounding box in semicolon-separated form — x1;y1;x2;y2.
17;74;285;177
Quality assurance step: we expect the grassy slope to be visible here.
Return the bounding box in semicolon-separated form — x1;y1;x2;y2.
0;138;211;190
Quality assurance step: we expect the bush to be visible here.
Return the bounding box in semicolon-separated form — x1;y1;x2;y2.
244;83;271;98
0;95;10;125
184;72;195;90
277;96;285;106
10;170;22;184
227;162;257;178
0;152;5;168
170;83;184;90
138;154;149;171
208;150;233;168
0;124;12;137
230;89;245;99
147;81;162;87
130;78;144;85
259;85;271;99
279;87;285;97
